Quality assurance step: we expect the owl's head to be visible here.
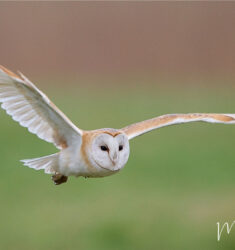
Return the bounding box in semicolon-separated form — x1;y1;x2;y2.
88;130;130;172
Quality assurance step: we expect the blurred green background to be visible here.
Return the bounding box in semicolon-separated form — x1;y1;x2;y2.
1;2;235;250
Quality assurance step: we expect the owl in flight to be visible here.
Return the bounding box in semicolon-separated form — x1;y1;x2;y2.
0;65;234;185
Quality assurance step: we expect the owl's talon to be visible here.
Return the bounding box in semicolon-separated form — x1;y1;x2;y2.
51;174;68;185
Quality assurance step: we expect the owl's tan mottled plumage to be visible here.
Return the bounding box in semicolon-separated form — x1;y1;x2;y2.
0;65;235;185
122;113;235;139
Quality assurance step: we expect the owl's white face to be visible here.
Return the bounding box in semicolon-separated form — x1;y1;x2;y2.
90;133;130;172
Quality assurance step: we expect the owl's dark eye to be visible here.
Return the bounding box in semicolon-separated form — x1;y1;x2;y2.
100;145;108;151
119;145;123;151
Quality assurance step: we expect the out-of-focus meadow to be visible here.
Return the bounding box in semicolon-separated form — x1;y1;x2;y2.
1;84;235;250
1;2;235;250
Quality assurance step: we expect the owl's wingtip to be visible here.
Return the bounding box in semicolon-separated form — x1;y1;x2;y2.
0;65;23;80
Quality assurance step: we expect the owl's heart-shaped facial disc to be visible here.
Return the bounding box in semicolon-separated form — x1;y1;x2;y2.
90;133;130;171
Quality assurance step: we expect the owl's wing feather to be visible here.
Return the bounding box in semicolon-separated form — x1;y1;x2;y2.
122;113;235;140
0;65;83;149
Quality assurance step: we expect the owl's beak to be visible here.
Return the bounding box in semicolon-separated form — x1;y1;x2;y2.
109;151;118;165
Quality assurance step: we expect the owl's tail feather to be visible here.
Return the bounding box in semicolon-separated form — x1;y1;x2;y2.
20;153;59;174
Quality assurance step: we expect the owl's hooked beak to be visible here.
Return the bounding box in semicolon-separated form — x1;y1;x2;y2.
109;150;118;166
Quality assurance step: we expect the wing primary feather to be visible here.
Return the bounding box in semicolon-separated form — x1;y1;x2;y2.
0;66;83;149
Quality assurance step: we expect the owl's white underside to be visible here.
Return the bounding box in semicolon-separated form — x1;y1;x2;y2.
58;142;121;178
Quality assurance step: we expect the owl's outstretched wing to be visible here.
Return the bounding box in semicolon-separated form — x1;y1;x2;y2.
122;113;235;140
0;65;83;149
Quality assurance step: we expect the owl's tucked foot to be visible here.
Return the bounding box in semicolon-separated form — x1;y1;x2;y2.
51;173;68;185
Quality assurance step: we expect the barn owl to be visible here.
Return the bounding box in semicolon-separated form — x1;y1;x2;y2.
0;65;235;185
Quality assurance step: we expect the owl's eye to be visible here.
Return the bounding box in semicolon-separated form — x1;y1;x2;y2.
100;145;108;151
119;145;123;151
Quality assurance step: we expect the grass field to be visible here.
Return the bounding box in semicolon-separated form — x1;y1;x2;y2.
0;82;235;250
